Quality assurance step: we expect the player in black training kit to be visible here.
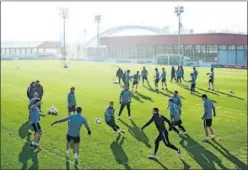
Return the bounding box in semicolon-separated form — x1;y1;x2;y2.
141;108;181;159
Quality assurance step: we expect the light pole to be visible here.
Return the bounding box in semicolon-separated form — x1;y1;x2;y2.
95;15;101;59
59;8;68;61
174;6;184;56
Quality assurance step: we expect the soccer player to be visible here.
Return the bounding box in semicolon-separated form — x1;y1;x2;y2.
132;71;140;92
30;98;45;152
51;107;91;164
118;84;131;119
123;70;131;87
189;73;196;94
105;101;125;134
160;68;168;90
180;66;184;80
27;82;36;101
193;67;198;80
201;94;216;142
34;80;44;111
141;108;181;159
116;67;124;84
154;68;160;92
170;91;182;114
168;99;187;135
171;66;176;82
207;68;214;90
176;66;182;84
141;66;149;85
68;87;76;115
27;92;39;133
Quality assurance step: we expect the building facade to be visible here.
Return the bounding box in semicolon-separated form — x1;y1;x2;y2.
91;33;247;66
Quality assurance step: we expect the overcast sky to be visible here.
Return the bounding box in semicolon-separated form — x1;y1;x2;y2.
1;1;247;43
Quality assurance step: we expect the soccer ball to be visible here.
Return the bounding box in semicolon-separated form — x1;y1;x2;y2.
229;89;233;93
48;106;58;115
96;118;101;124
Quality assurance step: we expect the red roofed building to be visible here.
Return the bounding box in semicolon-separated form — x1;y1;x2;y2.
95;33;248;66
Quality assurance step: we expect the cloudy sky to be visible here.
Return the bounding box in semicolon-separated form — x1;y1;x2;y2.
1;1;247;43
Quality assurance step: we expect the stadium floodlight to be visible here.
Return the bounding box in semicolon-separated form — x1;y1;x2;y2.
95;15;101;59
174;6;184;58
59;8;68;61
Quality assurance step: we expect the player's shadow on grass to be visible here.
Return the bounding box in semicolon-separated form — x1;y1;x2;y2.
178;84;200;95
119;119;151;148
110;135;131;170
196;87;219;96
143;85;155;92
158;90;171;98
179;135;228;169
208;140;247;169
19;121;30;140
135;91;154;102
151;159;169;169
130;92;144;103
215;90;244;100
19;142;39;170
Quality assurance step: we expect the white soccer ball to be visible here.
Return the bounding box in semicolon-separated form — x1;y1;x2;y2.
48;106;58;115
96;118;101;124
229;89;233;93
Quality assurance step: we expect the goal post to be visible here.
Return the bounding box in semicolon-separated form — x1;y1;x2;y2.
153;54;184;66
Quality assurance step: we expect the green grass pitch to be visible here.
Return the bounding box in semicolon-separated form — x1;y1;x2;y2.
1;60;247;169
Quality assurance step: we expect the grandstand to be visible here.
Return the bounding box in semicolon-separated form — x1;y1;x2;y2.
1;41;61;60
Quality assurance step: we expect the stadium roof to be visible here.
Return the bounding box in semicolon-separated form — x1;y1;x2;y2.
1;41;61;48
100;33;248;46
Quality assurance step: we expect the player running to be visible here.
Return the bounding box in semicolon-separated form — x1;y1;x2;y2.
170;91;182;114
51;107;91;164
141;108;182;159
189;73;196;94
30;98;46;152
118;84;132;119
207;68;215;90
141;67;149;86
161;68;168;90
193;67;198;80
132;71;140;92
27;92;39;133
201;94;216;142
116;67;124;84
105;101;125;134
168;99;187;135
68;87;76;115
154;68;160;92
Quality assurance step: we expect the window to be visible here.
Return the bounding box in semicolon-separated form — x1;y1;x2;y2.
227;45;235;50
237;45;243;50
218;45;227;50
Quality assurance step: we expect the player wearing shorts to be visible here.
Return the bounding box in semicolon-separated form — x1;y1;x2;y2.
105;101;125;134
154;68;160;92
51;107;91;164
201;94;216;142
132;71;140;92
141;67;149;86
30;98;45;152
68;87;76;115
207;68;215;90
160;68;167;90
168;99;187;135
141;108;181;159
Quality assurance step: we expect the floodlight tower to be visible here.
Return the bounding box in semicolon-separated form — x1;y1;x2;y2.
174;6;184;56
59;8;68;60
95;15;101;59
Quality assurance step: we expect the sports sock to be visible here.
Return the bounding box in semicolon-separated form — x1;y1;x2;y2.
205;136;209;140
66;150;69;155
211;135;215;138
74;153;78;160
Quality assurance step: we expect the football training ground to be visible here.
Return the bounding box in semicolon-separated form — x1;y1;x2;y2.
1;60;247;169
